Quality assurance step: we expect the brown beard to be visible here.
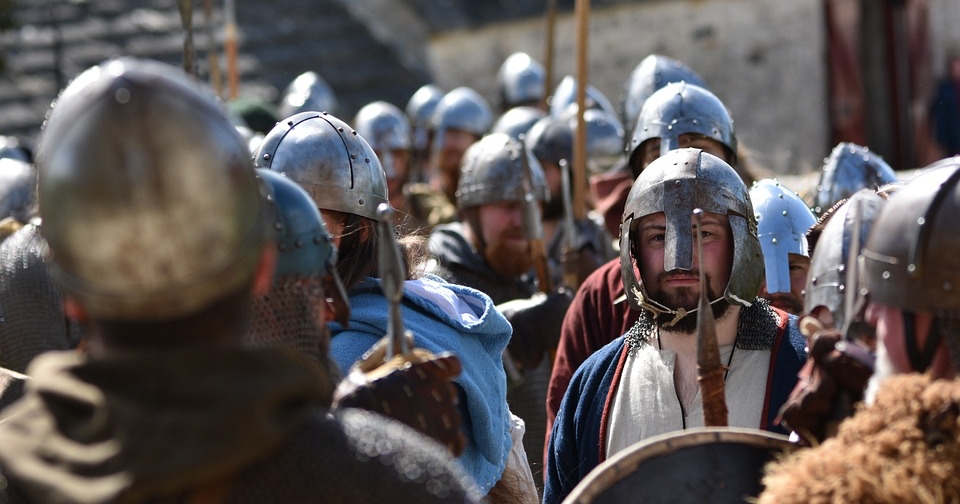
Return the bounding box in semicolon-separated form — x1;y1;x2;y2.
484;233;533;278
647;271;731;334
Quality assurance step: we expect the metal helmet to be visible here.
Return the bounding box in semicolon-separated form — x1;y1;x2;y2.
255;111;388;221
577;108;626;175
278;71;339;118
620;55;706;142
496;51;546;111
431;87;493;138
526;115;573;167
814;142;897;215
257;169;338;281
0;136;33;163
456;132;548;210
250;169;349;368
861;160;960;314
805;189;886;331
628;82;737;169
353;101;411;180
620;148;762;313
549;75;618;120
37;58;271;321
405;84;444;153
491;106;546;140
750;179;817;295
0;158;36;223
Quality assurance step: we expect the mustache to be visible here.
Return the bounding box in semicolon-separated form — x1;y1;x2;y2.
658;270;703;282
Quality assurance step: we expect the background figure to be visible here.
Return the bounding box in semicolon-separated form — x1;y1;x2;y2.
278;70;339;118
930;50;960;156
813;142;897;216
405;84;444;184
496;52;546;112
751;179;817;314
255;112;535;502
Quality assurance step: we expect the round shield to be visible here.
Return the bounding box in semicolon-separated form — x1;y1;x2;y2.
564;427;796;504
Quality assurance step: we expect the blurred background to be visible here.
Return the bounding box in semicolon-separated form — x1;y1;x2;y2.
0;0;956;177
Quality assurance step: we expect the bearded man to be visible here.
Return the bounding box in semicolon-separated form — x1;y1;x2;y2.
543;148;806;503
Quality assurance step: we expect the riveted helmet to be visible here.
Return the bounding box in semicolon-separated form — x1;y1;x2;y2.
406;84;444;153
804;189;885;330
496;52;546;111
0;158;36;223
620;148;761;313
279;71;338;118
353;101;411;180
861;160;960;314
860;160;960;371
628;82;737;171
456;133;548;210
620;55;706;143
526;115;573;167
491;106;546;140
549;75;617;120
814;142;897;215
257;169;338;280
255;112;387;221
750;179;816;295
38;58;271;321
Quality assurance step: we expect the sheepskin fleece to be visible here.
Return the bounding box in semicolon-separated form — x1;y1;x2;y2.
758;374;960;504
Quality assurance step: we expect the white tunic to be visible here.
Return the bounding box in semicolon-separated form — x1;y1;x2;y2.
605;341;771;458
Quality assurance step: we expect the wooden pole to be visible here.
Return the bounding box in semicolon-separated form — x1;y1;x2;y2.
573;0;590;221
224;0;238;99
543;0;557;110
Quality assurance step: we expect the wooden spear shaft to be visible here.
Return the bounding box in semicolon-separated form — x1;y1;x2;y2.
573;0;589;221
543;0;557;110
694;209;728;427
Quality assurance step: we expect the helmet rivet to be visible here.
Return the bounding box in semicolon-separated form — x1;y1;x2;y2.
839;264;845;272
287;120;294;126
675;180;681;185
782;210;788;216
359;198;365;205
838;284;845;292
352;130;358;135
263;153;271;160
882;271;891;279
365;158;370;163
692;119;698;124
778;193;784;198
811;277;817;285
907;264;916;273
771;238;778;244
667;125;673;130
314;236;323;244
918;217;925;225
351;154;357;160
338;127;344;132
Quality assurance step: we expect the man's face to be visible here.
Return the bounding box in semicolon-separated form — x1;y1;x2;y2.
635;211;734;331
475;200;532;278
378;148;411;198
759;253;810;314
438;128;479;175
639;134;730;169
863;302;940;376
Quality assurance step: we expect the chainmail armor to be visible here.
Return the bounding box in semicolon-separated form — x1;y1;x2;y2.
624;298;779;355
0;223;75;373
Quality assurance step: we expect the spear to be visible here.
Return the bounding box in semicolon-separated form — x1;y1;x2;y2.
694;209;728;427
203;0;222;96
572;0;589;221
176;0;195;76
377;203;412;359
224;0;239;99
542;0;557;109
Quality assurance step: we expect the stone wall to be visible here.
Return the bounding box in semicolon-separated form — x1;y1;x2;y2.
426;0;828;176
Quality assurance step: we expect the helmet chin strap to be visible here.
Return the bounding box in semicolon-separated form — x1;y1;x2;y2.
637;291;726;328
